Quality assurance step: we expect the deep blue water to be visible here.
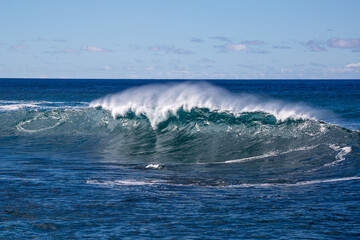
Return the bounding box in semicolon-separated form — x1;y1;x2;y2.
0;79;359;239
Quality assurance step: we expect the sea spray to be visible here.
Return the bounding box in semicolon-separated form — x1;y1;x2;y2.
90;82;318;129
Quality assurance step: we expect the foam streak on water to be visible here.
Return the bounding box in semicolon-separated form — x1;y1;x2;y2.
232;176;360;188
324;145;352;166
224;145;318;164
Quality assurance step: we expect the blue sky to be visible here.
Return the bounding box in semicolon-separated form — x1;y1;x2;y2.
1;0;360;79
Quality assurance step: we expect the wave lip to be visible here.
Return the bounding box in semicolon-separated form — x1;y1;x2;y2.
90;82;318;129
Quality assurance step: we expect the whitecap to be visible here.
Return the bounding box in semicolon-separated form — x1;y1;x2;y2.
145;164;162;169
90;82;319;129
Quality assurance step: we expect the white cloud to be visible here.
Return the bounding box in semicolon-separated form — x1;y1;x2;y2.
226;44;250;51
328;38;360;49
11;45;28;50
82;46;112;52
345;62;360;68
148;46;160;52
104;66;112;71
148;45;194;55
63;48;77;53
43;48;77;54
215;43;251;52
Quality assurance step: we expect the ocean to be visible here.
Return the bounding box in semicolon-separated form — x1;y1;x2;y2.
0;79;359;239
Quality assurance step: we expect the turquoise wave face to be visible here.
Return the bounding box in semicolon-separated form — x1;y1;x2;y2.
4;106;359;169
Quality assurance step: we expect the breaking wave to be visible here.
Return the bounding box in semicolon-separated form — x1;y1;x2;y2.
90;82;319;128
1;82;359;174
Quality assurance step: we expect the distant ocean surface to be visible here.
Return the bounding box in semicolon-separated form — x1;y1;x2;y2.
1;79;359;239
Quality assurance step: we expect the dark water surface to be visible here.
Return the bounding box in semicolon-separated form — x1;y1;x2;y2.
0;79;359;239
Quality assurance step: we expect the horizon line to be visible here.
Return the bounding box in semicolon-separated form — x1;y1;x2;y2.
1;78;360;81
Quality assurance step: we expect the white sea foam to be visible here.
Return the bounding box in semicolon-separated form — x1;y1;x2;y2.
16;112;68;133
224;145;317;164
324;144;352;167
146;164;162;169
86;176;360;189
90;82;318;129
231;176;360;188
86;179;162;187
0;177;40;182
0;102;39;111
0;100;88;112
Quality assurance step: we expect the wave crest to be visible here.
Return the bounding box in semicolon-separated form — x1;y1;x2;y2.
90;82;318;128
